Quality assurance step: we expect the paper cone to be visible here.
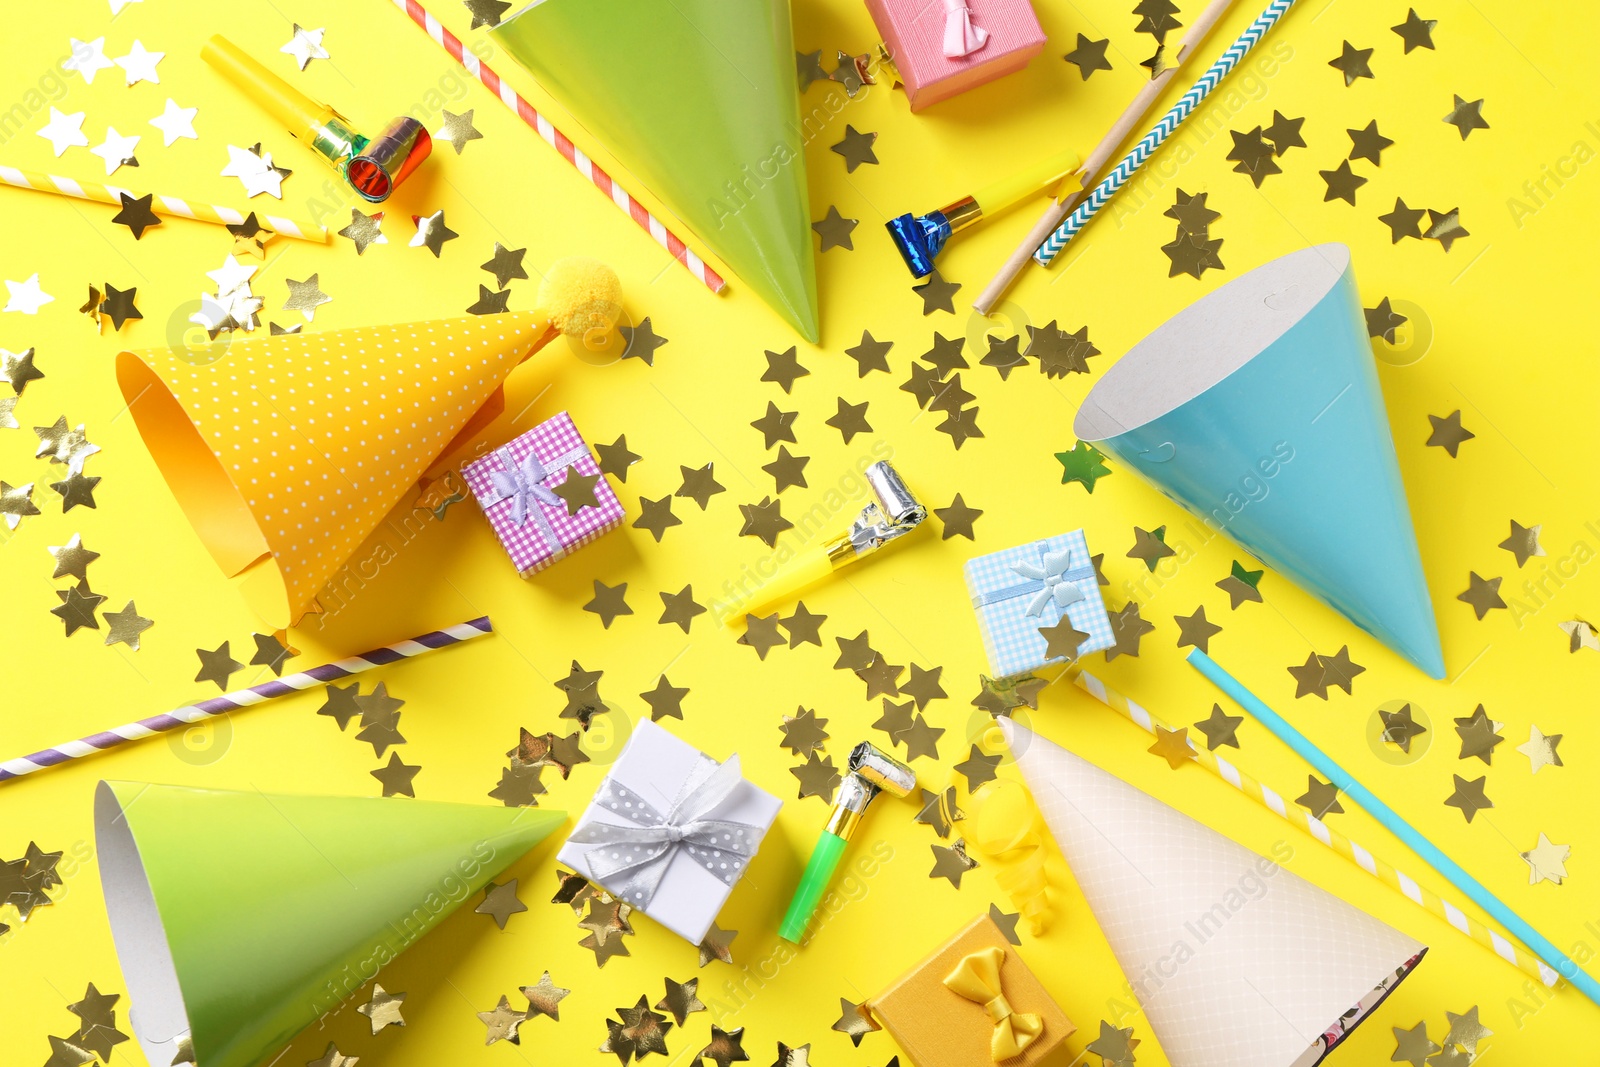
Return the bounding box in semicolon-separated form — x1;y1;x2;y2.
1000;720;1423;1067
95;780;564;1067
116;313;549;627
1074;245;1443;677
493;0;819;342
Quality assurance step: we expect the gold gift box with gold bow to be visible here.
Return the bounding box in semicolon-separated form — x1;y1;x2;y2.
865;914;1074;1067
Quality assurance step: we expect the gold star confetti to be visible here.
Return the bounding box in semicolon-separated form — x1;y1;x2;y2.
1457;572;1505;619
1105;601;1155;661
900;663;946;710
1424;207;1469;252
50;470;100;511
615;995;672;1056
1162;231;1225;277
1444;775;1492;822
487;761;545;806
52;582;106;636
1;480;40;529
2;347;43;394
357;985;406;1033
1318;646;1366;694
761;346;809;393
43;1037;96;1067
1425;410;1475;456
827;49;871;95
697;921;738;967
697;1026;749;1067
0;395;16;428
929;839;978;887
654;977;704;1027
1366;297;1407;343
370;752;420;797
1173;606;1221;653
1498;520;1543;567
1347;120;1394;165
751;400;798;449
1148;725;1195;769
873;697;915;745
226;212;274;258
1521;833;1570;886
1127;525;1174;570
738;613;786;659
936;405;984;449
1454;705;1504;764
409;210;459;256
915;787;962;837
1296;775;1343;818
676;463;725;509
1263;111;1306;154
846;330;893;376
831;998;880;1046
48;533;99;581
110;191;161;238
194;641;243;689
1063;33;1112;78
283;274;331;320
523;971;570;1021
102;601;153;650
100;284;141;330
464;0;512;28
1517;725;1563;774
355;714;405;759
1288;652;1331;700
825;397;872;443
476;879;528;929
913;269;960;315
1320;159;1367;205
1329;40;1375;85
1560;618;1599;653
1443;1006;1492;1055
337;209;386;254
738;496;793;547
981;334;1028;379
579;898;636;946
480;243;529;289
762;446;810;493
830;124;878;171
1216;560;1263;608
954;743;1002;788
791;751;841;801
1025;320;1099;377
582;927;633;967
477;996;524;1045
1392;8;1437;52
1443;96;1489;140
466;285;510;315
640;674;688;722
584;579;633;627
1086;1020;1139;1063
657;584;705;632
1391;1021;1441;1066
833;630;875;671
1194;704;1243;750
780;601;826;647
619;317;668;364
1057;440;1112;492
971;673;1046;716
1133;0;1182;42
1381;704;1428;752
857;653;904;698
280;24;328;69
436;108;483;153
1038;617;1090;661
988;903;1021;944
633;495;681;542
778;707;829;756
812;205;857;252
796;49;827;91
1379;197;1427;242
551;467;601;515
250;631;296;675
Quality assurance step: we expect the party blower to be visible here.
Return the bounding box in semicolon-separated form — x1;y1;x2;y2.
780;742;916;943
201;35;430;202
886;148;1080;278
729;461;926;623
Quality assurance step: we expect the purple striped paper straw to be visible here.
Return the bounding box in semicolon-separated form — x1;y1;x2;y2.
0;616;494;782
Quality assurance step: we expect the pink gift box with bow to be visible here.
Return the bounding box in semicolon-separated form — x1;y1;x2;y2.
866;0;1046;110
461;411;624;577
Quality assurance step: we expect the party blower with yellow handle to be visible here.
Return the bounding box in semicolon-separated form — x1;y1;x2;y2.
885;148;1080;279
201;35;431;203
724;461;926;626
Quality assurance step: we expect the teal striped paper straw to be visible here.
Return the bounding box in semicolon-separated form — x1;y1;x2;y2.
1035;0;1296;266
1188;648;1600;1009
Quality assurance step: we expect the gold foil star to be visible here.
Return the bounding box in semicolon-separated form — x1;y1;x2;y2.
619;317;668;364
1063;33;1113;79
487;761;545;806
282;274;331;320
584;579;632;628
738;496;793;547
50;470;100;511
1173;606;1222;653
409;210;459;256
697;1026;749;1067
464;0;511;27
657;584;705;632
1454;705;1504;763
370;752;421;797
437;108;483;153
357;984;406;1033
831;998;880;1046
825;396;872;443
780;601;826;647
873;698;915;744
251;631;296;675
954;743;1002;788
52;582;106;636
812;205;857;252
481;242;528;287
1128;525;1175;570
194;641;243;689
929;839;978;887
1148;725;1195;769
1086;1020;1138;1063
633;495;681;542
1379;197;1428;242
857;654;903;698
655;977;704;1027
1038;616;1091;661
226;212;274;258
583;928;633;967
697;921;738;967
829;124;878;172
761;346;810;392
1424;208;1469;252
1391;1021;1440;1066
1392;9;1437;52
913;269;960;315
1521;833;1570;886
1290;653;1329;698
1328;40;1375;85
476;878;528;929
914;787;962;837
1516;725;1563;773
103;600;154;650
902;714;944;761
477;996;524;1045
1443;96;1489;140
640;674;688;721
48;533;99;581
1444;774;1492;822
1194;704;1242;750
616;995;672;1056
1106;601;1156;661
523;971;570;1021
337;209;386;254
1;480;40;529
1442;1006;1492;1055
551;466;601;515
1426;410;1475;456
1;347;43;393
738;613;785;659
100;284;142;330
579;898;636;947
1296;775;1344;818
675;463;725;509
110;191;161;238
790;751;841;801
778;707;829;756
1560;618;1600;653
833;630;875;671
1457;572;1505;619
1498;520;1543;567
1381;704;1428;753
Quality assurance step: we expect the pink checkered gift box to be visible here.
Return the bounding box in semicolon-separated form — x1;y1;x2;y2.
866;0;1046;110
461;411;624;577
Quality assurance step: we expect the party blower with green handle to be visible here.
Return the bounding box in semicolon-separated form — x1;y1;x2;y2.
96;781;565;1067
780;742;917;943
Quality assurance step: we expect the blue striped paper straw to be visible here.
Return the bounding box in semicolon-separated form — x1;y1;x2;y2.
1188;648;1600;1009
1035;0;1297;266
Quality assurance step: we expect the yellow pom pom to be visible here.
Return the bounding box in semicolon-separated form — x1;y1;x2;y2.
537;257;623;340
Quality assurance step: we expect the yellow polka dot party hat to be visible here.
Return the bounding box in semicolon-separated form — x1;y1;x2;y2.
114;261;619;627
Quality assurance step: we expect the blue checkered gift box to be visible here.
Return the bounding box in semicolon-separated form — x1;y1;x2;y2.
963;530;1113;678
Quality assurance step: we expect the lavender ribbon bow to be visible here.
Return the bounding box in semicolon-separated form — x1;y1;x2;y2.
479;441;592;562
566;755;761;910
941;0;989;57
971;544;1094;617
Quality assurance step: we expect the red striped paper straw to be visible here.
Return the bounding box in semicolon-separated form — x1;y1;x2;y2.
0;617;494;782
389;0;726;294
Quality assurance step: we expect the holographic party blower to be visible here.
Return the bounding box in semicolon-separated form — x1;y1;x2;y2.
886;147;1080;278
201;35;431;203
780;742;917;943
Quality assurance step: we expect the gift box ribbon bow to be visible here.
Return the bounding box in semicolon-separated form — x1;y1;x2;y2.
941;0;989;57
481;441;592;559
566;754;762;909
943;946;1045;1060
971;545;1092;617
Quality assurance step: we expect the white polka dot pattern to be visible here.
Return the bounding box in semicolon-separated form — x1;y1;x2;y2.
127;312;542;618
460;410;623;577
1002;720;1425;1067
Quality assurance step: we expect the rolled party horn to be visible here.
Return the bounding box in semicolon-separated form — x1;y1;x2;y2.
887;147;1080;278
725;461;926;624
780;741;917;942
1188;649;1600;1008
0;617;494;782
201;35;431;203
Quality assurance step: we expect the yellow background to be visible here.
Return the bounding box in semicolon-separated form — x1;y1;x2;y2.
2;0;1597;1064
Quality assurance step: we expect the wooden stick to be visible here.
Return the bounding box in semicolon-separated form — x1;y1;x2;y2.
972;0;1237;314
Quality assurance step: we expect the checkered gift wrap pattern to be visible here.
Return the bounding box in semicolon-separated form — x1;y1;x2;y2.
461;411;624;577
963;530;1114;678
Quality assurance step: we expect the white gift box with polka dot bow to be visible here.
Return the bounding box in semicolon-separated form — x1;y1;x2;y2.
556;719;782;944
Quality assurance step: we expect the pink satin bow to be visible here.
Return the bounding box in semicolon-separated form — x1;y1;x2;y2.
942;0;990;58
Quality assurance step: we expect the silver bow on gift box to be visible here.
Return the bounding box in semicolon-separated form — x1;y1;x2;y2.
566;754;763;909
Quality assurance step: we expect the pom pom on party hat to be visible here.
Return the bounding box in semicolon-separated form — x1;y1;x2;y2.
998;718;1424;1067
117;262;621;627
1074;244;1444;677
95;780;564;1067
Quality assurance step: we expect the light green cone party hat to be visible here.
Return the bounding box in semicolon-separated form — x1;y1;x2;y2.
493;0;820;341
96;781;565;1067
